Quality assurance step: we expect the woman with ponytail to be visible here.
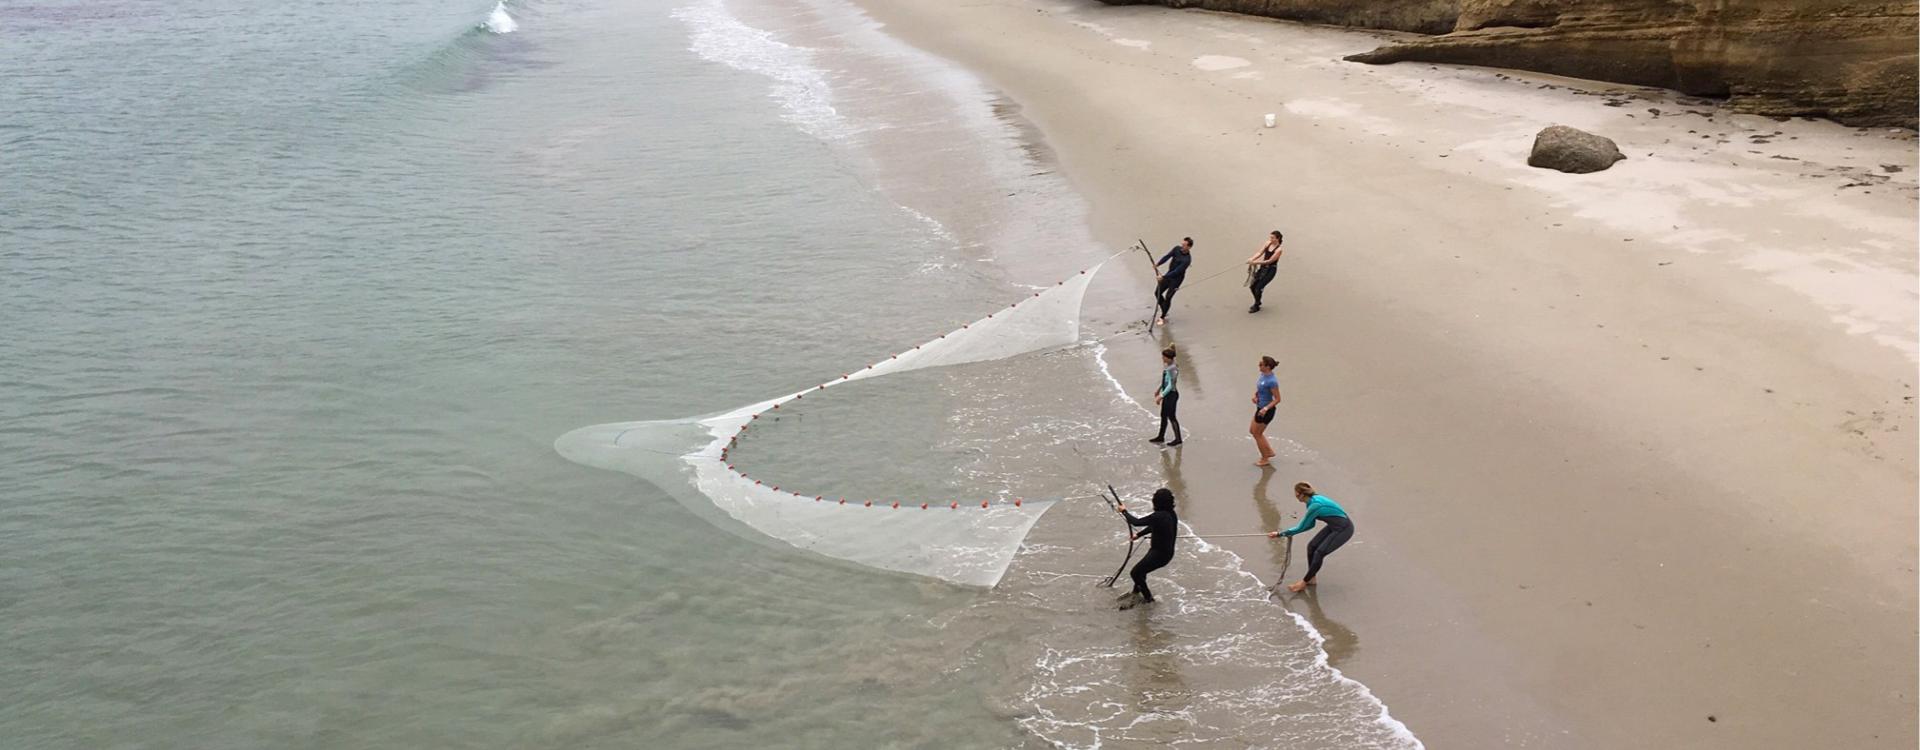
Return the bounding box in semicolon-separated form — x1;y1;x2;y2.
1267;482;1352;593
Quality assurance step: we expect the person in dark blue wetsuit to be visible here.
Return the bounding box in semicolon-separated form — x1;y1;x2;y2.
1116;488;1178;610
1267;482;1352;593
1152;237;1193;325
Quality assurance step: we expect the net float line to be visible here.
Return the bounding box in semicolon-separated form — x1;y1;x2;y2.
695;253;1129;512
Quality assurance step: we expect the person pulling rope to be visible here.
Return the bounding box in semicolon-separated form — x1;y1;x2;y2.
1266;482;1352;594
1112;487;1178;610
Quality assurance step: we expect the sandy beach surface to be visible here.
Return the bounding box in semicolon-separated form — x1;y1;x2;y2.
842;1;1919;746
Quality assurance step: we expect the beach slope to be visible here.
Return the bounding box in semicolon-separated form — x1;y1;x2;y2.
850;0;1919;746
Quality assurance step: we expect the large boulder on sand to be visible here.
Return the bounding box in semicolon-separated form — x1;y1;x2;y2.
1527;125;1626;173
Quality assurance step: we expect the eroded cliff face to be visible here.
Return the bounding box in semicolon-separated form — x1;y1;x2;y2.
1099;0;1919;127
1096;0;1463;34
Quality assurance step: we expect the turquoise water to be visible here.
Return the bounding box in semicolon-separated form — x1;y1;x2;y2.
2;0;1419;746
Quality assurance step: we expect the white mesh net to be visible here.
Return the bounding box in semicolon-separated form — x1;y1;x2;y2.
554;259;1110;587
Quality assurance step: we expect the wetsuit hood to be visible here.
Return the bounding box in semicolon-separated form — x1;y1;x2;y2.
1151;488;1176;513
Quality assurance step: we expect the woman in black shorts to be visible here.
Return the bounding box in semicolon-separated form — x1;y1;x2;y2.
1250;355;1280;466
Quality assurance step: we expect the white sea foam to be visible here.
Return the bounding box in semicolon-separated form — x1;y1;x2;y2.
673;0;858;141
1081;339;1416;748
1090;342;1155;418
483;1;516;34
898;203;963;251
1190;534;1425;748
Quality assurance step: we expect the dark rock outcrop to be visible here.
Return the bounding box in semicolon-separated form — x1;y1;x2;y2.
1098;0;1919;128
1528;125;1628;172
1097;0;1462;34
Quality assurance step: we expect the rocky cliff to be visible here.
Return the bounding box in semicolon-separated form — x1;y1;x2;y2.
1097;0;1918;128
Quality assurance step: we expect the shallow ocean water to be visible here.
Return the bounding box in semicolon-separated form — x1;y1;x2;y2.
1;0;1418;746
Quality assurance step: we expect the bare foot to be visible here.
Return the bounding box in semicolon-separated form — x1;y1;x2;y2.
1286;580;1308;593
1254;459;1271;467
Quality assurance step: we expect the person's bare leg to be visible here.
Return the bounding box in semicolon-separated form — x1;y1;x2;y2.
1251;422;1274;465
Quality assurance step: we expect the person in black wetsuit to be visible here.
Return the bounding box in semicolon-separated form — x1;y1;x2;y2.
1152;237;1193;325
1116;487;1178;610
1244;230;1283;313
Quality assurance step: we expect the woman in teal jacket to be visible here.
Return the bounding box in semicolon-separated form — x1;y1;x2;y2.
1267;482;1352;593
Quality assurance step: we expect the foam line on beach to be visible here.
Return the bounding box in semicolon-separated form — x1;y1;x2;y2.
1090;338;1421;748
673;0;858;141
1187;531;1425;748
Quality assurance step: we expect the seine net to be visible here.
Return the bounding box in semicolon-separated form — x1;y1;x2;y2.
554;259;1110;586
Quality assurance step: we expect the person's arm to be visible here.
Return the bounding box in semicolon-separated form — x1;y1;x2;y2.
1271;503;1324;537
1134;511;1162;539
1157;368;1173;398
1260;382;1281;413
1155;250;1172;268
1261;247;1283;266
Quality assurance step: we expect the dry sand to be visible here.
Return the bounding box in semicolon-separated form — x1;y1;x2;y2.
845;0;1919;747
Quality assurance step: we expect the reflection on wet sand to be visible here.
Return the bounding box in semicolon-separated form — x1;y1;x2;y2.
1158;436;1184;494
1291;586;1361;667
1124;613;1193;721
1250;469;1288;572
1254;470;1363;666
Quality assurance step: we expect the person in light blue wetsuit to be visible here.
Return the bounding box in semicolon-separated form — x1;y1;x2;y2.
1267;482;1351;593
1149;346;1181;446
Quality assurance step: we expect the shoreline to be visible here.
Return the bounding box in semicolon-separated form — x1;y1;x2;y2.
843;1;1919;746
662;1;1433;744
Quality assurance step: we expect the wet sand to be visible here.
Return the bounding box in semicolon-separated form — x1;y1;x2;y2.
848;0;1920;747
